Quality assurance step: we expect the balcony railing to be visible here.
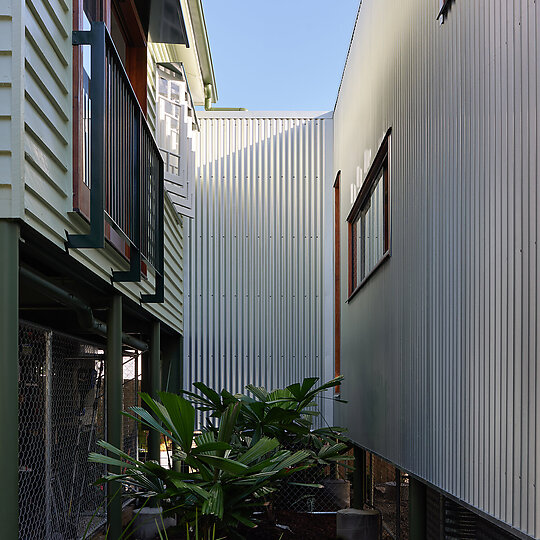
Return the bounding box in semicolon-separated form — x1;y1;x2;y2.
68;22;164;302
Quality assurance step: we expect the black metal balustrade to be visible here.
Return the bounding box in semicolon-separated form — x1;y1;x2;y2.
68;22;164;303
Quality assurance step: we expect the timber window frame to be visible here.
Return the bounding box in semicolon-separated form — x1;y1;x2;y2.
347;129;391;301
334;171;341;392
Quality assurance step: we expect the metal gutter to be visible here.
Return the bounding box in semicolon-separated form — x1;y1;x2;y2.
20;267;148;351
187;0;218;103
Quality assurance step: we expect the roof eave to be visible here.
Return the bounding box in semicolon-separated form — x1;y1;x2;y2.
186;0;218;103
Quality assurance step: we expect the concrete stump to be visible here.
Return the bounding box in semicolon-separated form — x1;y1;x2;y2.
131;507;176;540
322;478;351;509
336;508;379;540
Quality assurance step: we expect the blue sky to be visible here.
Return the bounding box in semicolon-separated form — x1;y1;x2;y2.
202;0;360;111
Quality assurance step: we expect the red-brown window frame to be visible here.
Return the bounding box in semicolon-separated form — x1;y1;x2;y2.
72;0;110;218
347;129;391;301
333;171;341;392
111;0;148;112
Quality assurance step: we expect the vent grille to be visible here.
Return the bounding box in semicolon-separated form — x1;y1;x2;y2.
425;486;520;540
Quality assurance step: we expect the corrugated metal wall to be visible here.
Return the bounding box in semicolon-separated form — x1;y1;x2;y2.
334;0;540;538
185;112;334;423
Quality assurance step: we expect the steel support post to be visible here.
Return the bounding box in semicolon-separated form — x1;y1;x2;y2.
0;221;19;539
148;320;161;462
352;446;367;509
409;477;427;540
162;334;183;471
162;334;182;395
107;295;123;539
395;468;401;540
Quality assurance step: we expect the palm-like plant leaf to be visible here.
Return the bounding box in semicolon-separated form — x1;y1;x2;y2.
237;437;279;465
202;483;224;518
89;376;350;540
157;391;195;451
245;384;271;402
197;455;249;475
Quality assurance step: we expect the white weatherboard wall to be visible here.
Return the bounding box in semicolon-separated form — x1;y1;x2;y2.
0;1;24;218
186;112;334;423
335;0;540;538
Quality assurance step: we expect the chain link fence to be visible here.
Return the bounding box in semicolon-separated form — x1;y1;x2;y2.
274;447;353;513
362;451;409;540
19;321;107;540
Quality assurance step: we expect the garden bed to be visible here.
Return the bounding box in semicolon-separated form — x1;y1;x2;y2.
162;510;337;540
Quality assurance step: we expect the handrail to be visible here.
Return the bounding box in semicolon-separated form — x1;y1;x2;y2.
67;22;164;303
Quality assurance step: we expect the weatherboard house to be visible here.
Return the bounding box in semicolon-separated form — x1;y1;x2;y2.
2;0;208;537
1;0;539;539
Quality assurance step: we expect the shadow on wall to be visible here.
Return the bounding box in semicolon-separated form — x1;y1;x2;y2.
185;114;333;424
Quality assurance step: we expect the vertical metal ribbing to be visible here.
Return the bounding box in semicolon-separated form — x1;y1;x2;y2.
332;0;540;535
189;113;332;427
106;295;123;539
0;221;19;539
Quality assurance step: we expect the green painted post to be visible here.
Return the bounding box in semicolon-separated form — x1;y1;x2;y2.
148;321;161;462
107;295;123;539
352;446;367;509
162;334;183;472
163;334;182;395
409;477;427;540
0;221;19;539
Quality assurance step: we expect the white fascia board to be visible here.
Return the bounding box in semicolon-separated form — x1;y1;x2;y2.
197;111;333;119
185;0;217;102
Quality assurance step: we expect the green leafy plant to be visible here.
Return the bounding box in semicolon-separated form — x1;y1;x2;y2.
184;375;350;467
90;393;311;539
89;376;351;539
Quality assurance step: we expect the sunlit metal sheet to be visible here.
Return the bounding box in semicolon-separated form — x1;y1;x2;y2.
185;112;335;427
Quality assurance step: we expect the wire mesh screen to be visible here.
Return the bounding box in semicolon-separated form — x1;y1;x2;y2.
19;322;107;540
424;486;520;540
365;452;409;540
275;448;352;513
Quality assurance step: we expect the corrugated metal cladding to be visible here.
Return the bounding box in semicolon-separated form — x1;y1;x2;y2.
334;0;540;538
185;112;334;425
